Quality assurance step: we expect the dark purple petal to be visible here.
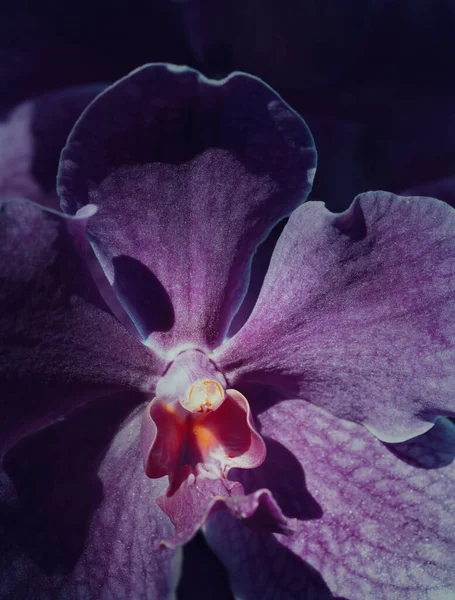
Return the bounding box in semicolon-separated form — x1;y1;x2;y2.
182;2;455;90
58;63;316;349
0;394;180;599
205;398;455;599
0;86;104;209
0;198;162;454
0;1;193;113
216;192;455;442
182;1;371;87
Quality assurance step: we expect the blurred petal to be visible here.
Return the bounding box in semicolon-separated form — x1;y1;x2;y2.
0;1;193;112
182;0;370;86
58;63;316;349
182;1;455;90
205;398;455;600
0;198;162;454
0;394;180;599
402;176;455;209
371;96;455;198
216;192;455;442
0;85;104;209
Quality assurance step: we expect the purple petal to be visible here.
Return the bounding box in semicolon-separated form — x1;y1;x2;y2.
58;63;316;349
0;198;162;454
204;513;340;600
216;192;455;442
0;86;104;209
205;398;455;599
0;394;180;599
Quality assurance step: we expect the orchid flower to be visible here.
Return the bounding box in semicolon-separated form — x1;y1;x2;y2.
1;64;455;600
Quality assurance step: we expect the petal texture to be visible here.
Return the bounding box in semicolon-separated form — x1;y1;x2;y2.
0;198;162;454
216;192;455;442
58;63;316;349
0;86;104;208
0;394;180;600
205;398;455;600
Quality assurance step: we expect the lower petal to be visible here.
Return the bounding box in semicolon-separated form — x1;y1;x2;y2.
0;394;180;600
205;397;455;599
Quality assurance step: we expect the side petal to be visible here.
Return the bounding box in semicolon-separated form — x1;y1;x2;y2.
0;198;162;455
57;63;316;349
216;192;455;442
0;85;104;208
204;398;455;600
0;394;180;600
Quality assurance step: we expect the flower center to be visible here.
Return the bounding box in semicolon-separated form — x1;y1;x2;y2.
182;379;225;413
140;348;266;496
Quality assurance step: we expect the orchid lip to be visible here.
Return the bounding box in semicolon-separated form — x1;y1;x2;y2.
181;379;226;413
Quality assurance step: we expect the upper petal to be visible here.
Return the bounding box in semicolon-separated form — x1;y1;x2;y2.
0;394;180;600
204;398;455;600
57;63;316;349
216;192;455;442
0;198;162;455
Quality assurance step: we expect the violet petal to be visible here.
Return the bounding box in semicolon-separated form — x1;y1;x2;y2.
58;63;316;349
0;395;180;599
205;398;455;599
0;85;104;209
0;198;162;454
216;192;455;442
